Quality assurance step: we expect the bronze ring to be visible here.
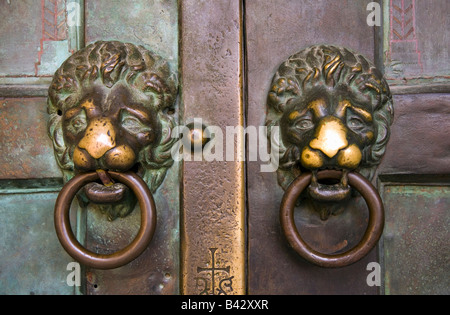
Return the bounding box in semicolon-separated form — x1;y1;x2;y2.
280;170;384;268
54;171;156;269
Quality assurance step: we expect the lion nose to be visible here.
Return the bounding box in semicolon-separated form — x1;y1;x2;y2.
78;117;116;159
301;116;362;170
309;116;348;158
73;117;136;171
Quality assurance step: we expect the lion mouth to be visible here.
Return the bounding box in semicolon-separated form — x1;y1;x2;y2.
307;168;351;202
84;182;129;204
81;165;143;205
75;167;143;220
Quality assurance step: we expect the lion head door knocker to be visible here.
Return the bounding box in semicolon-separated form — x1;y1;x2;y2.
266;45;394;267
47;41;177;269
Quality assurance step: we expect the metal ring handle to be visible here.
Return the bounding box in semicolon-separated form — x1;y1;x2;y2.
280;170;384;268
54;171;157;269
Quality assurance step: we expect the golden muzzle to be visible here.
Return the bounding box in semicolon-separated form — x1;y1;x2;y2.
73;117;137;172
300;116;362;170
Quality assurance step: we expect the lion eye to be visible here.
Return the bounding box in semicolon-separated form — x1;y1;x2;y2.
348;117;365;130
295;118;314;130
121;113;151;135
72;118;85;128
69;112;87;133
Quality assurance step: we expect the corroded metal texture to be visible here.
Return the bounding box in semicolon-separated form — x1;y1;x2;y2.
382;183;450;294
180;0;245;295
383;0;450;87
85;0;178;68
0;98;60;178
379;94;450;175
0;181;74;295
0;0;71;77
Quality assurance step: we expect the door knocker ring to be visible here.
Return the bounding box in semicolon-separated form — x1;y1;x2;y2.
54;171;157;269
280;170;384;268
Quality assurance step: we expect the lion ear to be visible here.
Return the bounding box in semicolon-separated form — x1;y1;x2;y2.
370;96;394;165
138;107;177;193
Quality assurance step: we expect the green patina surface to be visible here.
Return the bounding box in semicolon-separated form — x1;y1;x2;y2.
0;185;75;294
383;185;450;295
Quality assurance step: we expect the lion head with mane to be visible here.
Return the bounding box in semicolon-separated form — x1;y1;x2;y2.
266;45;394;218
47;41;177;220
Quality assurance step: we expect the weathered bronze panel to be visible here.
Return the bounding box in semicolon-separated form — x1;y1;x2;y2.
85;0;178;68
382;184;450;294
180;0;246;295
0;184;75;294
379;93;450;175
0;0;72;77
0;0;41;76
0;98;60;179
383;0;450;86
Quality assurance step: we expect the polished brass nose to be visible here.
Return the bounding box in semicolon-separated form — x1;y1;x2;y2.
78;117;116;159
309;116;348;158
73;117;136;171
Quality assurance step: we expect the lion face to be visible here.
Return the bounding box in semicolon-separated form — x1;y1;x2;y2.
48;41;177;220
281;91;376;172
280;87;379;203
267;45;393;214
64;84;158;173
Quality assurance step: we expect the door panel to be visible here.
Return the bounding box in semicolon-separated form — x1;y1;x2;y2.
378;0;450;294
378;93;450;294
380;94;450;175
245;0;379;295
179;0;246;295
0;96;68;294
246;0;449;295
382;180;449;294
0;0;180;295
85;0;178;66
383;0;449;86
0;98;60;178
0;0;71;77
0;188;70;294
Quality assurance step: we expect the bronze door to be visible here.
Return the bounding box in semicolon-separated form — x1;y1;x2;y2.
0;0;448;295
245;0;449;295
